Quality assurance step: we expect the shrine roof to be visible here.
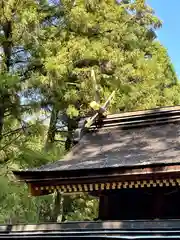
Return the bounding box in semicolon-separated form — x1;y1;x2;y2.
14;105;180;178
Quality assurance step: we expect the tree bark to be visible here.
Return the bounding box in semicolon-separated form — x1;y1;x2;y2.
0;101;5;141
65;117;78;151
2;21;12;72
0;20;13;141
50;191;64;222
45;105;59;150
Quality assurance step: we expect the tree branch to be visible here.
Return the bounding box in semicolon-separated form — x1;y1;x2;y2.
0;133;21;151
13;48;25;55
2;127;23;138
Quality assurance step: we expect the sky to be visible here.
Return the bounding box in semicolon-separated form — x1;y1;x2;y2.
147;0;180;77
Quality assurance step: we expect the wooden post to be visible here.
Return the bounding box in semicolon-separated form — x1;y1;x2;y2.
98;194;109;220
152;188;164;219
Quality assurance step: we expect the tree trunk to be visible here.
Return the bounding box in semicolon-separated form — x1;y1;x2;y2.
43;105;66;222
0;20;13;141
45;105;59;150
0;102;5;141
2;21;12;72
50;191;64;222
65;117;78;151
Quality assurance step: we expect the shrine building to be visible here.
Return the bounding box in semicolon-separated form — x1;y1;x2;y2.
13;105;180;221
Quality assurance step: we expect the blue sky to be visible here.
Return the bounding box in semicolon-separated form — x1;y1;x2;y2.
147;0;180;77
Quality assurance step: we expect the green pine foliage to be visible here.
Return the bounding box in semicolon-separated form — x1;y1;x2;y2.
38;0;180;117
0;0;179;224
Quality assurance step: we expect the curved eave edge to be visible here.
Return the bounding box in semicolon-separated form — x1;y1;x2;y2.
13;162;180;183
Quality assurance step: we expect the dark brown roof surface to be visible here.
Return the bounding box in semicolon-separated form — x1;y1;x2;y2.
28;105;180;172
36;123;180;171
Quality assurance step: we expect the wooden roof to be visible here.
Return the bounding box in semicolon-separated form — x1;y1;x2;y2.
13;105;180;196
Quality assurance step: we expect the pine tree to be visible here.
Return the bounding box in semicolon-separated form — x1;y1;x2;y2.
0;0;39;142
0;0;64;157
37;0;180;150
0;0;63;224
0;0;179;224
31;0;180;223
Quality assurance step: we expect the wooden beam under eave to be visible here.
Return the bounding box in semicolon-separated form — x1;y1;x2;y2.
26;178;180;197
28;183;43;196
14;164;180;184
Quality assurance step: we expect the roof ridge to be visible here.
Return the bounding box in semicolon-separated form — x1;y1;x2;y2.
90;105;180;130
106;105;180;119
73;105;180;143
